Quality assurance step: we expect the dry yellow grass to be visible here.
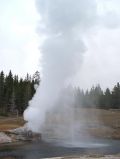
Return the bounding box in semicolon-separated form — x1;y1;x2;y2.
0;117;25;131
0;109;120;139
44;108;120;139
91;109;120;139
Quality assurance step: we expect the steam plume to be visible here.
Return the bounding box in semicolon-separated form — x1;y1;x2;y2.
24;0;97;133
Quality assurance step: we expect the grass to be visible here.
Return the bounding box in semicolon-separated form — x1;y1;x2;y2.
0;109;120;139
91;109;120;139
44;108;120;139
0;116;25;131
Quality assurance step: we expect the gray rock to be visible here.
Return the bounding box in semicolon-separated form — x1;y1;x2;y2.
7;126;41;141
0;132;12;143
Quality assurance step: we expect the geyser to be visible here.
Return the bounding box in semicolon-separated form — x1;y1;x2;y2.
24;0;99;145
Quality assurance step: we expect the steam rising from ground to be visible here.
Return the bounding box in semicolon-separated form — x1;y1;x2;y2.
23;0;119;146
24;0;97;134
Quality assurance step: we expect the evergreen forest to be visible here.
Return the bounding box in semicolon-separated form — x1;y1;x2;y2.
0;70;120;116
0;70;40;116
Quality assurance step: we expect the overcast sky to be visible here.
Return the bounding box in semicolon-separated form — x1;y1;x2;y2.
77;0;120;89
0;0;40;77
1;0;120;89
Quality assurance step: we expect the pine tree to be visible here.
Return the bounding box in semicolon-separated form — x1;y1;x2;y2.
111;82;120;109
104;88;112;109
5;70;14;112
0;71;5;112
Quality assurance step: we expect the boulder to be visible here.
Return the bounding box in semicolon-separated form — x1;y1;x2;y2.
0;132;12;143
7;126;41;141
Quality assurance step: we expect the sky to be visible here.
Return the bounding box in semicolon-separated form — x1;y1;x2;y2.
0;0;40;77
1;0;120;89
77;0;120;89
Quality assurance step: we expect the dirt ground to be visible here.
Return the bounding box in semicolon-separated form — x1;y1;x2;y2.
43;156;120;159
2;157;120;159
2;155;120;159
43;108;120;140
0;109;120;139
0;110;120;159
0;116;24;131
85;108;120;139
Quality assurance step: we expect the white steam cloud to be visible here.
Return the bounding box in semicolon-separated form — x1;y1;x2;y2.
23;0;120;147
24;0;97;133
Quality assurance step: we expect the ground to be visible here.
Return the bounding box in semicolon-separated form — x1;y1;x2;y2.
87;109;120;139
0;116;24;131
0;109;120;139
1;155;120;159
45;156;120;159
43;108;120;140
0;110;120;159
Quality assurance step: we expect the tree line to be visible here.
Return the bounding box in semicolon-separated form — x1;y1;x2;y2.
74;83;120;109
0;70;120;116
0;70;40;116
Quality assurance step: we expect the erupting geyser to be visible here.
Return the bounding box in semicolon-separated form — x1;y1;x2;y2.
24;0;99;146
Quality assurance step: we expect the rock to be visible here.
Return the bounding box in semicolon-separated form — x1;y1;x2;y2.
0;132;12;143
8;126;28;135
7;126;42;141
